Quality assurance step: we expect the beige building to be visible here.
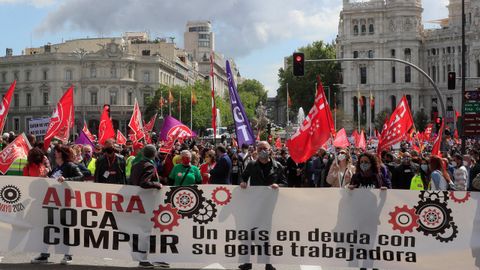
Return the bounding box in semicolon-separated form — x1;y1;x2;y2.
337;0;480;131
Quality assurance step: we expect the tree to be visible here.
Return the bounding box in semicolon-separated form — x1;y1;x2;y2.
414;110;429;132
374;109;391;132
277;41;340;114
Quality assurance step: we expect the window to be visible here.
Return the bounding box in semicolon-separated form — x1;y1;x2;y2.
443;66;446;82
13;71;19;81
361;24;366;35
90;92;97;105
13;94;19;107
368;50;374;58
43;70;48;80
25;118;31;133
25;70;31;81
127;92;133;105
144;93;151;105
391;49;396;58
109;91;117;105
360;66;367;84
431;48;436;55
404;48;411;61
477;60;480;77
1;72;6;83
26;93;31;107
447;47;451;54
353;25;359;36
128;66;133;79
14;118;19;132
369;24;374;34
391;95;397;112
198;41;210;47
406;95;412;111
392;66;396;83
448;64;452;72
90;66;96;78
432;66;436;82
111;66;117;78
143;71;150;82
405;66;411;83
353;51;359;58
353;96;358;122
198;34;210;40
65;70;72;81
43;92;49;106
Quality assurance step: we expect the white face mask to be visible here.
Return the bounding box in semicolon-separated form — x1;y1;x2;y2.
451;161;457;167
463;161;469;167
338;154;346;162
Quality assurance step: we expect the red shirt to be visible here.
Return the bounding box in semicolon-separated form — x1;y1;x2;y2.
199;162;216;184
23;163;49;177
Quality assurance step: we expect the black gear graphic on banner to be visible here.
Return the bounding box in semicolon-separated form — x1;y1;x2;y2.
193;199;217;224
0;185;21;204
419;191;449;203
164;186;205;219
414;198;453;236
435;222;458;243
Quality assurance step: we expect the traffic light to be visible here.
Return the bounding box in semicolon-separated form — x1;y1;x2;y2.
435;117;442;132
293;52;305;76
448;72;456;90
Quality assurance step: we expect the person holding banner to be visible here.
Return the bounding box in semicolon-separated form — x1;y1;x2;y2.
168;150;202;186
23;148;50;177
326;149;355;188
31;145;83;265
349;152;388;190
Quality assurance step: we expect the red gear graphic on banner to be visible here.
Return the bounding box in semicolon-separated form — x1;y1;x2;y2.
176;191;195;210
388;205;419;234
449;191;471;204
211;186;232;206
422;208;443;226
151;204;181;232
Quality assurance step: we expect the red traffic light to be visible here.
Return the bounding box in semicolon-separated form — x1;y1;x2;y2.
295;55;303;62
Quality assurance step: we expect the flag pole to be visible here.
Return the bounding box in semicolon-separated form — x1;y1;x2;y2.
179;91;182;122
357;85;360;133
160;89;163;119
286;83;289;127
369;90;372;138
190;88;193;130
168;91;171;116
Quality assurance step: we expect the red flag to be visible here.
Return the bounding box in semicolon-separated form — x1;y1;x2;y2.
191;90;197;105
168;90;174;104
357;129;366;150
98;105;115;145
432;119;444;156
287;91;292;108
232;137;238;148
116;130;127;145
82;121;95;142
44;87;74;149
0;81;16;134
424;123;433;142
128;99;145;142
0;133;31;174
333;128;350;148
144;114;157;132
287;78;335;163
275;137;282;148
377;96;414;153
210;51;217;138
454;129;459;139
374;128;381;139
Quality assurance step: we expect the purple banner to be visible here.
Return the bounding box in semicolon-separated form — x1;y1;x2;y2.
226;60;255;146
75;130;94;148
159;116;196;142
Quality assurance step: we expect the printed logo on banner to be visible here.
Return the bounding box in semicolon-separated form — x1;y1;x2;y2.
151;186;233;232
0;185;26;213
388;191;470;243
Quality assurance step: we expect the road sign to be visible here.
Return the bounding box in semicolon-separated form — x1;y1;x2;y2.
464;90;480;137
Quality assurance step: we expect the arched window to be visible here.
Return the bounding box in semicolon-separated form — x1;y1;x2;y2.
369;24;374;34
405;66;412;83
406;95;412;111
353;25;359;36
390;95;397;112
353;96;358;122
361;24;367;35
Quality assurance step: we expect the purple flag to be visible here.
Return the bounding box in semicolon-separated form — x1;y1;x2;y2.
159;116;196;142
75;129;94;148
226;60;255;146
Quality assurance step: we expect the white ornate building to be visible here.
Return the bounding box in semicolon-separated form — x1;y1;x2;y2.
337;0;480;131
0;24;240;136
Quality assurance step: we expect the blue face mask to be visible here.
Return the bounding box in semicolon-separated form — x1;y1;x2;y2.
360;163;371;172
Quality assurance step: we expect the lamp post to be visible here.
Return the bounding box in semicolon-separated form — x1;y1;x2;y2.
461;0;467;154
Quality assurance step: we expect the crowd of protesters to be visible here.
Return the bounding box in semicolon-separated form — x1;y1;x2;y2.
1;129;479;269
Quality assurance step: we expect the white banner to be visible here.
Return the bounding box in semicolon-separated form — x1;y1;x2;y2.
0;177;479;269
28;118;50;137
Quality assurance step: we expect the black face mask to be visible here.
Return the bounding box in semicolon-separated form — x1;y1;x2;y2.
104;147;114;154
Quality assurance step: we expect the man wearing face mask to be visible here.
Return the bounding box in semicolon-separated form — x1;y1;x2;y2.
94;146;126;185
168;150;202;186
391;152;415;190
81;145;96;181
239;141;284;270
209;145;232;184
452;154;468;191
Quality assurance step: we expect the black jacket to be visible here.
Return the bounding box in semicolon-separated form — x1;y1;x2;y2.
210;154;232;184
242;159;286;186
130;159;162;189
49;162;84;181
95;154;126;185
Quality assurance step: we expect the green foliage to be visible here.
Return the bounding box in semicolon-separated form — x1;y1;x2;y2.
374;109;391;131
144;78;267;134
277;41;341;112
414;110;429;132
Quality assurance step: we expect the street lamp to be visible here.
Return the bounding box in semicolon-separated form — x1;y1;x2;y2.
461;0;467;154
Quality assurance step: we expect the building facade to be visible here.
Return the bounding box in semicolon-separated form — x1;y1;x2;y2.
337;0;480;131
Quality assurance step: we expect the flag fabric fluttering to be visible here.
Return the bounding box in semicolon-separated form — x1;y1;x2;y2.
352;129;360;145
82;121;95;142
377;96;414;154
159;116;196;143
333;128;350;148
432;119;444;156
98;105;115;145
423;123;433;142
287;90;292;108
75;130;95;148
0;81;16;134
116;130;127;145
191;90;197;105
44;86;74;149
0;133;31;174
275;137;282;149
286;78;335;163
168;90;174;104
357;129;366;150
128;99;145;142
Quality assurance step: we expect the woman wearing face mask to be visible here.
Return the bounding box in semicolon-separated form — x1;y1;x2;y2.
452;154;469;191
326;150;355;188
429;155;454;190
168;150;202;186
349;152;388;190
199;150;216;184
409;158;429;190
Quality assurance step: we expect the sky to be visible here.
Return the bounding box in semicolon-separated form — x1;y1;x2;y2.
0;0;449;97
